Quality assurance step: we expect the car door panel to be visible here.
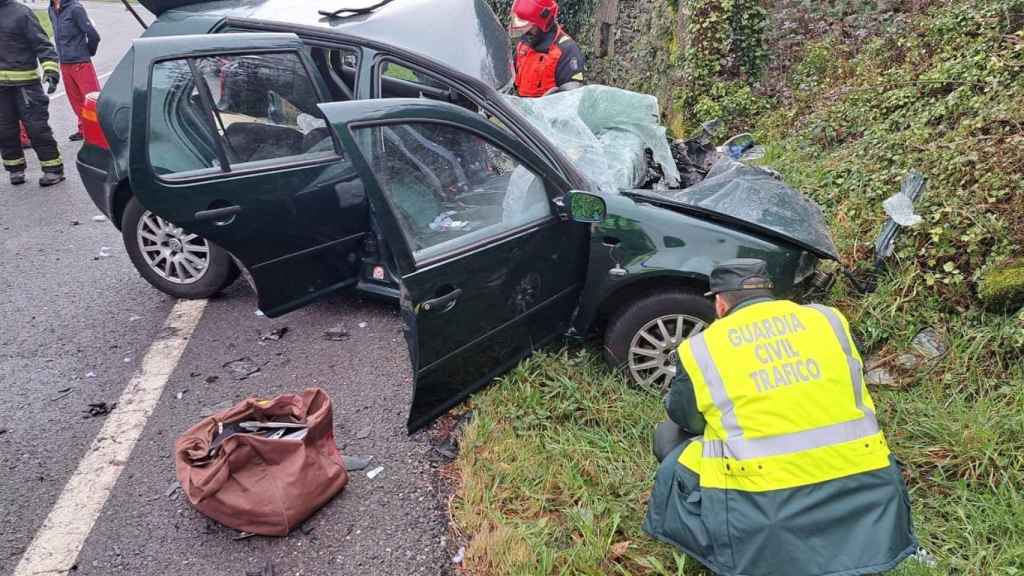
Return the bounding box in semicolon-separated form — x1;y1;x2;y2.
128;33;368;316
320;98;589;432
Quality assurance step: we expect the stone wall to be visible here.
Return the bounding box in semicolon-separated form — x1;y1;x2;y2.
580;0;678;97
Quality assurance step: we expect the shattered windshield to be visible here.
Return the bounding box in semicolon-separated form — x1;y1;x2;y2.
506;85;680;193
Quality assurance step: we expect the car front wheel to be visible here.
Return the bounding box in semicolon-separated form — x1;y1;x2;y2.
603;291;716;390
121;197;239;299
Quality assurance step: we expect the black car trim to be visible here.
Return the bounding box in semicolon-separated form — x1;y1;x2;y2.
250;230;366;269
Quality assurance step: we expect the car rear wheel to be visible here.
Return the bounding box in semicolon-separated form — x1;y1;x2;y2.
122;196;239;299
603;291;716;390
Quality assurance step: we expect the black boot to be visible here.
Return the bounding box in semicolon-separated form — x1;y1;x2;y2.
39;172;65;187
10;171;26;185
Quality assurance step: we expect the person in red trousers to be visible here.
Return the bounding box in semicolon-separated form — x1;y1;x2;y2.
49;0;100;142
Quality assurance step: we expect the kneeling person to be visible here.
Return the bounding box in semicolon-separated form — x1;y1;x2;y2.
644;258;917;576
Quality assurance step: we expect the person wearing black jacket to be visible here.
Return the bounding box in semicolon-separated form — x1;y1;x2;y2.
0;0;64;187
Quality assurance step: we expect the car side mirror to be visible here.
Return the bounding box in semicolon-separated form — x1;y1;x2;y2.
567;191;607;223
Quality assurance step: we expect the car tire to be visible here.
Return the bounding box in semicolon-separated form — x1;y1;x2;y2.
121;196;239;299
603;290;716;390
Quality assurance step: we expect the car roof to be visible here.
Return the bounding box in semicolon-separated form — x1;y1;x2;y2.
146;0;513;90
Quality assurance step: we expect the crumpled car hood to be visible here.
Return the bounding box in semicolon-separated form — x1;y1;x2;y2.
631;158;840;260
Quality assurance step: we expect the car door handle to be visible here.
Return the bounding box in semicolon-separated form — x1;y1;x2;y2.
421;288;462;313
194;205;242;222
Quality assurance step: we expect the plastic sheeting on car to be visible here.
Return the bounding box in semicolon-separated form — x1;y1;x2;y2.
655;158;840;259
507;85;680;193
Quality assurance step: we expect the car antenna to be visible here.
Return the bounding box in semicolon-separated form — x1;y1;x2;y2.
121;0;148;29
318;0;397;19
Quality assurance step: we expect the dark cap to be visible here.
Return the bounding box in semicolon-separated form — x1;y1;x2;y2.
705;258;775;297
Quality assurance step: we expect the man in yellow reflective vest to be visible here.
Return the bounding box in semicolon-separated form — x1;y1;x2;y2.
644;258;917;576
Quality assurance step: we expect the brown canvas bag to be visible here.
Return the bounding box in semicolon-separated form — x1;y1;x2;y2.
175;388;348;536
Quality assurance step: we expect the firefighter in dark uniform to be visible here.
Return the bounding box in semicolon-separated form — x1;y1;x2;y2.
509;0;585;97
0;0;65;187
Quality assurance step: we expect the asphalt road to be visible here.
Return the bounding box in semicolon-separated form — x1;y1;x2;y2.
0;4;454;575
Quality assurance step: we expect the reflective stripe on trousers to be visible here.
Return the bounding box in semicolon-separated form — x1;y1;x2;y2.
689;305;879;461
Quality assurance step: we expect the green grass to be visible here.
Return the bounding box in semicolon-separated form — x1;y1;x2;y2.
452;1;1024;574
34;10;53;39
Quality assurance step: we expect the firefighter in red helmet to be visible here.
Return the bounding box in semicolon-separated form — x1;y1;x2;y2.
509;0;585;97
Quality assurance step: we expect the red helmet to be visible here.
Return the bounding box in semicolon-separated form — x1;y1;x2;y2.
510;0;558;36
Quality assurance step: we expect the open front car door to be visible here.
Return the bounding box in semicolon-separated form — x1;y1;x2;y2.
320;99;590;431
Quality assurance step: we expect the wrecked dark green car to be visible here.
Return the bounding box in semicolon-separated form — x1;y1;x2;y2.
76;0;837;431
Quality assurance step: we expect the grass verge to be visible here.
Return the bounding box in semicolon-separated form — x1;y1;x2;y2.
452;1;1024;574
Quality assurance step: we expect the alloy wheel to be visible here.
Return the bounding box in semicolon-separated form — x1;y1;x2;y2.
628;314;708;390
136;211;210;285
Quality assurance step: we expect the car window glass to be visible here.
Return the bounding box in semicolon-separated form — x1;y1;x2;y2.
148;52;338;180
197;53;335;167
148;59;222;178
309;46;358;101
354;122;551;263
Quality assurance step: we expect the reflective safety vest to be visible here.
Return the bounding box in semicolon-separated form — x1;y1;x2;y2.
676;300;891;492
514;29;569;98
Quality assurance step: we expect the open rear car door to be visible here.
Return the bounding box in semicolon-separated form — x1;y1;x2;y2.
128;33;370;316
320;99;590;431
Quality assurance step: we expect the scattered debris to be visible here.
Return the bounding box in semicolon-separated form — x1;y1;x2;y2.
259;327;289;341
223;357;261;380
123;356;132;363
882;192;922;227
91;214;107;222
433;438;458;460
894;354;920;371
300;522;315;535
356;426;372;439
874;171;926;270
189;371;201;378
608;540;631;560
51;387;74;401
865;366;897;388
70;219;80;226
0;429;7;436
164;481;180;498
129;315;142;322
912;547;937;568
233;531;256;541
254;310;265;317
205;375;220;384
452;546;465;564
911;328;947;360
366;466;384;480
84;402;116;418
176;389;188;400
85;371;96;378
95;246;112;259
323;325;350;341
357;322;368;329
343;455;371;471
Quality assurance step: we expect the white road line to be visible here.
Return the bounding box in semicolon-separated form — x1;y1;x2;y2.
50;70;113;101
13;299;207;576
